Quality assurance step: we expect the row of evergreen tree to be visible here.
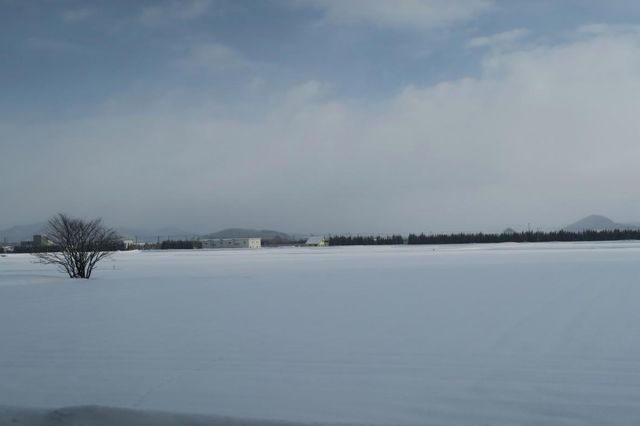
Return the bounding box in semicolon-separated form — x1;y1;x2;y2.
159;240;203;250
11;241;127;254
408;229;640;244
328;235;404;246
11;245;61;254
328;229;640;246
9;230;640;252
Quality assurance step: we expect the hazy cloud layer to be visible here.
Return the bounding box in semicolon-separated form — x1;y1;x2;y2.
60;7;95;23
467;28;530;49
3;2;640;233
175;43;256;74
304;0;494;31
140;0;212;26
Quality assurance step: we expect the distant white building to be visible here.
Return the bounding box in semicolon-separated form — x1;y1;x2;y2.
305;236;327;247
122;239;135;249
200;238;261;249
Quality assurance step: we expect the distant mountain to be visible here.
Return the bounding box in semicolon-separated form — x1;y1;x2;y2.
563;215;640;232
0;222;47;243
202;228;290;240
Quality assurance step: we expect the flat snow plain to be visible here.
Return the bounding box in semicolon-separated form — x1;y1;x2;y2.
1;243;640;425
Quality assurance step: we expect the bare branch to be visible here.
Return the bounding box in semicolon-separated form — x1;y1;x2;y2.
33;213;119;279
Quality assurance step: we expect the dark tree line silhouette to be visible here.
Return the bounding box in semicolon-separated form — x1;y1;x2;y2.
160;240;203;249
13;241;126;254
407;229;640;244
328;235;404;246
328;229;640;246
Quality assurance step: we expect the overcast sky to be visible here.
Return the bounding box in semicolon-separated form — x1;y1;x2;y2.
3;0;640;234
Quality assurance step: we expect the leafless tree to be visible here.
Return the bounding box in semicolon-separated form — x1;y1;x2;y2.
34;213;119;279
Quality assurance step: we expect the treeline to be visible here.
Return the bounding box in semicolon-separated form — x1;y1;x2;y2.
327;229;640;246
408;229;640;244
159;240;202;249
11;241;127;253
261;237;306;247
328;235;404;246
11;245;61;254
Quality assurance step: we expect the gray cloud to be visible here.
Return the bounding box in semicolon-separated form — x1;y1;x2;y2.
302;0;495;31
140;0;212;26
174;42;257;74
23;37;84;54
467;28;530;49
60;7;96;23
4;26;640;234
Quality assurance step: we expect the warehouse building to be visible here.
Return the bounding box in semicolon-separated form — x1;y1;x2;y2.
305;236;327;247
200;238;261;249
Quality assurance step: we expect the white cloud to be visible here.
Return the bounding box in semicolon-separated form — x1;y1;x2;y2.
575;23;640;37
303;0;494;31
6;27;640;233
467;28;530;49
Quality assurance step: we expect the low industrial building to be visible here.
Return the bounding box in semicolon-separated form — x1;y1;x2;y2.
305;236;327;247
200;238;261;249
21;235;52;248
122;239;135;249
33;235;51;247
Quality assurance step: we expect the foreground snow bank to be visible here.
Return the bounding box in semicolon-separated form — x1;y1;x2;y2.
2;243;640;425
0;405;322;426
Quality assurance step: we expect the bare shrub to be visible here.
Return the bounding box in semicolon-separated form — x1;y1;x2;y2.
34;213;119;279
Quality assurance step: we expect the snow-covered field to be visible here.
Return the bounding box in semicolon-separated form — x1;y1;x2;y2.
1;243;640;425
